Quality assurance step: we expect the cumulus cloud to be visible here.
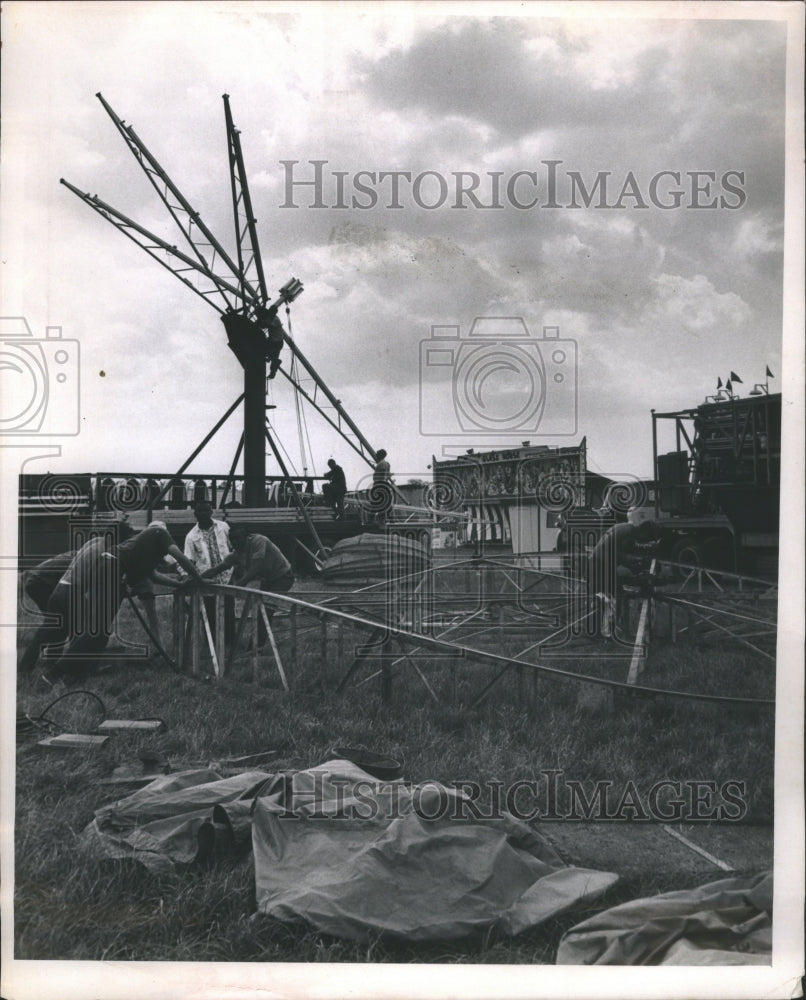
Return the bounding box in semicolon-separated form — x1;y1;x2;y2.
1;4;788;483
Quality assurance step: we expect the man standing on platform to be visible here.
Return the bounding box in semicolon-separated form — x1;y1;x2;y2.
371;448;393;524
322;458;347;519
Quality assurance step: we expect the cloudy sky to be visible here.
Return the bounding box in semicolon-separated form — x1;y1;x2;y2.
1;2;796;493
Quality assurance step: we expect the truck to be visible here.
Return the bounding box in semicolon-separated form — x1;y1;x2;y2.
647;391;781;578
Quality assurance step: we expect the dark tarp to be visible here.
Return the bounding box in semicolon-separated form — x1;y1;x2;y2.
81;761;618;942
251;761;618;941
555;871;772;965
80;768;275;873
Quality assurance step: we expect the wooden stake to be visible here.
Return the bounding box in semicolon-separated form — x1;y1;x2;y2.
250;595;259;683
190;588;201;676
172;591;185;670
290;605;298;677
199;598;219;678
259;602;289;691
320;616;328;670
215;593;226;679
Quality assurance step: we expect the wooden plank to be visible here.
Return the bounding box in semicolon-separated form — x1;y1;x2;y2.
215;593;226;679
199;597;219;677
627;597;651;685
250;596;259;683
289;605;298;677
190;589;201;676
661;824;734;872
627;558;655;686
320;617;328;670
38;734;109;748
259;602;289;691
98;719;164;732
227;595;251;673
172;591;185;669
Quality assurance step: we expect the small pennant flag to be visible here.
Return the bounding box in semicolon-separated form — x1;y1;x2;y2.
766;365;774;378
730;371;743;383
726;379;732;393
717;376;723;389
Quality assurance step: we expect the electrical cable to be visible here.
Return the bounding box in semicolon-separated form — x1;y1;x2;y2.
18;689;108;737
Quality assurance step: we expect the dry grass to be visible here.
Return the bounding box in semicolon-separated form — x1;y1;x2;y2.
14;570;774;962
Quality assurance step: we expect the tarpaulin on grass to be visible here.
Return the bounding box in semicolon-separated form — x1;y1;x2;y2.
251;761;619;942
80;768;274;873
81;761;618;941
555;871;772;965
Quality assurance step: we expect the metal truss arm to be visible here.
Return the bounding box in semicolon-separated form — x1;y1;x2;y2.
95;92;256;303
223;94;269;307
276;365;375;465
60;179;249;313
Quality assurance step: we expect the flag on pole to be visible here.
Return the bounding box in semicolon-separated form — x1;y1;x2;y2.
717;376;723;389
766;365;774;378
726;379;732;393
730;371;743;383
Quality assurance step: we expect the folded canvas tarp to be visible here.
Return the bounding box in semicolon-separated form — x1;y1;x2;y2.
555;871;772;965
252;761;618;941
321;533;430;583
80;768;275;873
81;760;618;942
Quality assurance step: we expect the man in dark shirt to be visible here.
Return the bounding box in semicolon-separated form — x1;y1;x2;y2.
19;522;136;672
43;521;201;683
202;527;294;645
586;520;660;637
202;526;294;592
322;459;347;519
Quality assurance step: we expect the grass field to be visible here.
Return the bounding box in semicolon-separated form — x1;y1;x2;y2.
13;569;775;963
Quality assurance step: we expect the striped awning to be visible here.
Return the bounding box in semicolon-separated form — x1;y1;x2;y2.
464;503;510;543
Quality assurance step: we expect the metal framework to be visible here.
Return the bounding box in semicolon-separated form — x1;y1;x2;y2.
61;93;380;508
158;548;775;713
